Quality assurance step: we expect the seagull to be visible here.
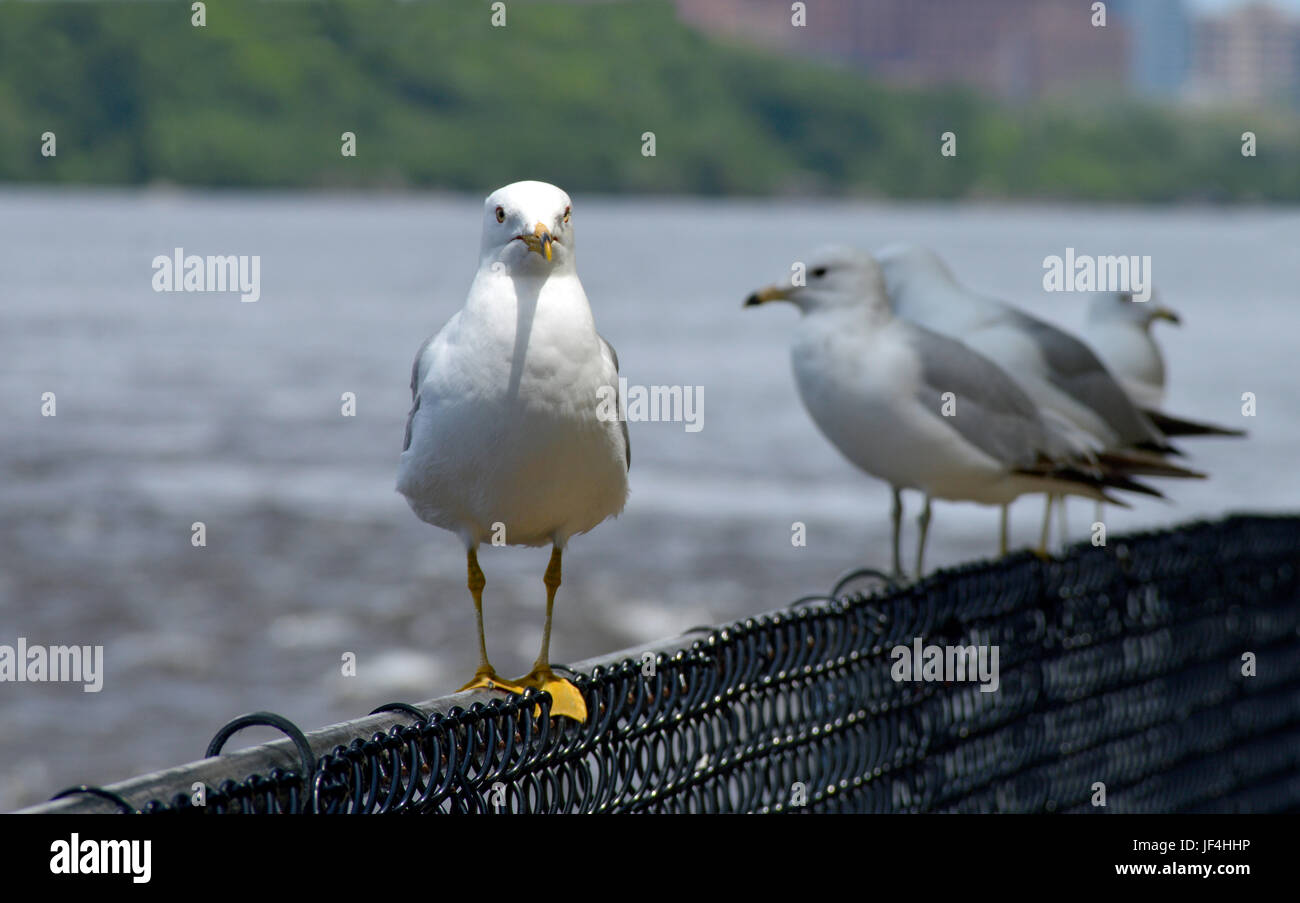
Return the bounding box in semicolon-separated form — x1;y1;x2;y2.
1080;291;1180;410
744;247;1161;578
876;244;1174;454
397;181;629;722
1082;291;1245;440
876;244;1203;547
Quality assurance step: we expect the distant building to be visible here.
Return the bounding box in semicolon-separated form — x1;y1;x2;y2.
1185;2;1300;109
673;0;1130;102
675;0;1300;111
1111;0;1192;99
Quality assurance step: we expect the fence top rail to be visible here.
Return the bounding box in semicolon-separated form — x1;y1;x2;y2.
22;579;857;815
18;513;1300;815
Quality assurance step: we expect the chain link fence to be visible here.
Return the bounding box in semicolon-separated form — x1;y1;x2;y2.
22;514;1300;814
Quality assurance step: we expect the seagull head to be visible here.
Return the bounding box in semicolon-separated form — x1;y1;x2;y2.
1086;290;1181;329
479;181;576;274
875;243;957;294
744;246;890;317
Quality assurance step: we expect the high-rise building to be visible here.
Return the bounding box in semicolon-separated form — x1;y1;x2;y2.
1186;2;1300;109
673;0;1130;102
1111;0;1192;98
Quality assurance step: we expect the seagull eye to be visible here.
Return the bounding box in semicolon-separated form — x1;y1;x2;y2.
495;206;506;223
811;267;828;278
563;206;571;224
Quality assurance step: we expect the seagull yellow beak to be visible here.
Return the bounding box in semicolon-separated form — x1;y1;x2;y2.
520;222;553;261
1152;306;1181;325
744;284;789;307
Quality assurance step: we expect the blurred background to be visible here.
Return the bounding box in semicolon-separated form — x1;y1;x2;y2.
2;0;1297;810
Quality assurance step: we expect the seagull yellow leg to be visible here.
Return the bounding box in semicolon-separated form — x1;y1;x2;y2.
457;547;527;696
890;487;904;578
1035;496;1053;559
512;547;588;722
914;494;932;579
999;504;1009;557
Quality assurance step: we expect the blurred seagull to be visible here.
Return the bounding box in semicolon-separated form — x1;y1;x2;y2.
876;244;1203;546
877;244;1175;455
744;247;1161;578
1080;291;1180;410
397;180;629;722
1082;291;1244;440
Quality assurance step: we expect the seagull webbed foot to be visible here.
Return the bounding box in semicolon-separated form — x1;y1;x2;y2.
458;666;529;697
511;667;588;722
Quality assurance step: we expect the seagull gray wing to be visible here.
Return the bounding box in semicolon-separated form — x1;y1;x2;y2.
403;333;436;453
910;325;1056;469
1003;308;1162;446
599;333;630;471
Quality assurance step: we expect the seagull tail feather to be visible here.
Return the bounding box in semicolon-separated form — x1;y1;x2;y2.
1014;460;1162;506
1143;409;1247;439
1096;450;1206;480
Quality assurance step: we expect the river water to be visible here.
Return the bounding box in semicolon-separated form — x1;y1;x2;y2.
1;188;1295;809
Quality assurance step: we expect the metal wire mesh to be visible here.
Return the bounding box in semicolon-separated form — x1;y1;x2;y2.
27;514;1300;815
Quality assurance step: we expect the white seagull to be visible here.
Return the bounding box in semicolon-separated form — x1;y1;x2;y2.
397;181;629;722
876;244;1173;454
744;247;1160;578
1080;291;1244;441
876;244;1202;547
1080;291;1181;410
